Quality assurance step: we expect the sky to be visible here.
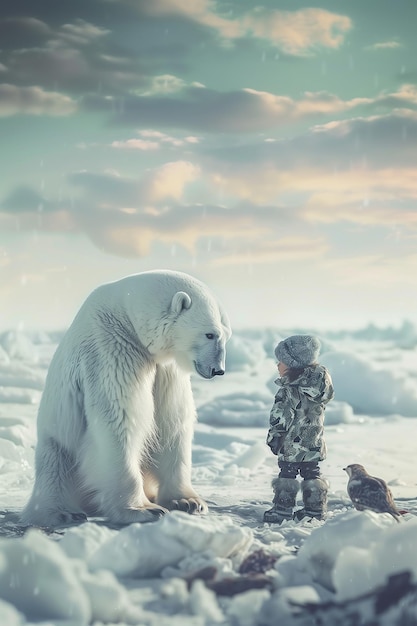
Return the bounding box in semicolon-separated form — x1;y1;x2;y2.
0;0;417;332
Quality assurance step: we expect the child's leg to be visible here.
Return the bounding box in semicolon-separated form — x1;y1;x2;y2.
263;461;299;524
294;462;328;521
278;461;299;479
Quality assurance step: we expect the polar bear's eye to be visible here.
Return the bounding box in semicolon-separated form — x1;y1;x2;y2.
205;333;215;339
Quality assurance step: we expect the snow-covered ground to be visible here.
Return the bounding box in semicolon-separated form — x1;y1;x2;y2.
1;324;417;625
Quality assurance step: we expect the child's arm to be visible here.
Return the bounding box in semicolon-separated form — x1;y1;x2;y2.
266;424;288;454
266;390;294;454
298;368;334;404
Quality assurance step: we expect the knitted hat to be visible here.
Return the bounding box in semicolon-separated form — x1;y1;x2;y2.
275;335;321;368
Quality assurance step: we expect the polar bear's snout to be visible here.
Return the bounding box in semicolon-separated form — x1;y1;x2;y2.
194;360;224;379
193;352;226;379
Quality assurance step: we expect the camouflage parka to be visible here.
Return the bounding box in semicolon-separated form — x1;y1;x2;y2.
266;364;334;463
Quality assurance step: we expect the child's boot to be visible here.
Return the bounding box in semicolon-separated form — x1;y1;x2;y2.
263;477;299;524
294;477;328;521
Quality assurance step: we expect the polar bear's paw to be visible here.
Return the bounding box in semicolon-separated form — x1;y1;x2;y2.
20;508;88;529
53;511;88;527
108;505;168;525
165;497;208;515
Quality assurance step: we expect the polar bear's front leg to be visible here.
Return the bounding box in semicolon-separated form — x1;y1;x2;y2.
80;369;167;524
152;364;207;514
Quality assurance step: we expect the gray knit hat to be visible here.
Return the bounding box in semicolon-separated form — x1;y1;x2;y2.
275;335;321;368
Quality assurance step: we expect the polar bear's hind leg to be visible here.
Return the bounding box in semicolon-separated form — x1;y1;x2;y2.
20;437;86;528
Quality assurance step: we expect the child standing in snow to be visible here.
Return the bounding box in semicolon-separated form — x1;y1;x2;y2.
264;335;334;524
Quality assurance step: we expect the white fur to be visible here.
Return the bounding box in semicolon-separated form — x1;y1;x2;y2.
21;270;231;527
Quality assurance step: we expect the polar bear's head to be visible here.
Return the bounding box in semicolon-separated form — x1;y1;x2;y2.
122;270;231;379
167;289;232;380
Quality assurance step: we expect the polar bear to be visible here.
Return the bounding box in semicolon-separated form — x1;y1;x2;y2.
21;270;231;527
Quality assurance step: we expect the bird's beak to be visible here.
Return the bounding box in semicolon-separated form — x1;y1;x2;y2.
343;467;347;472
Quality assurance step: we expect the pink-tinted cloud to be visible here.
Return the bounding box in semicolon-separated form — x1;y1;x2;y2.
69;161;200;206
140;161;200;203
239;7;352;56
210;236;329;266
139;1;352;55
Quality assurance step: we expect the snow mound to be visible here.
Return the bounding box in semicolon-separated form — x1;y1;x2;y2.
0;388;40;404
321;350;417;417
297;509;406;593
324;400;356;425
0;599;24;626
60;522;117;561
89;511;252;578
0;529;142;624
0;529;91;622
333;516;417;601
0;346;10;365
0;363;45;391
226;335;267;372
198;392;270;427
0;332;38;362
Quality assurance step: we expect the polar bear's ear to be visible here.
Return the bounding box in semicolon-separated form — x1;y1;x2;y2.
170;291;192;314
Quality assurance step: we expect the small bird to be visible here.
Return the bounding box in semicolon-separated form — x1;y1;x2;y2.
343;463;402;522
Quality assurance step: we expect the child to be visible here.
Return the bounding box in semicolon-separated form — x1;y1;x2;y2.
264;335;334;524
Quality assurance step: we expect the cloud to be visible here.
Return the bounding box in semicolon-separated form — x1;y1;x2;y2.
69;170;141;205
1;187;53;213
0;160;297;258
82;85;342;132
205;109;417;171
3;102;417;259
372;83;417;111
80;199;288;258
0;14;109;50
137;2;352;55
6;42;146;94
238;7;352;56
209;236;328;267
320;252;417;287
0;84;77;116
302;170;417;226
111;130;200;150
195;109;417;230
69;161;200;206
57;19;110;46
0;4;352;108
0;17;51;49
0;12;151;96
83;83;417;133
111;138;160;151
141;161;200;203
366;41;402;51
142;74;189;95
0;5;351;104
210;164;417;224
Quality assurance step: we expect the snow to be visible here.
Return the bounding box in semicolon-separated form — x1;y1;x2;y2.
85;512;251;579
1;325;417;624
321;350;417;416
